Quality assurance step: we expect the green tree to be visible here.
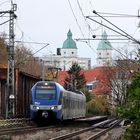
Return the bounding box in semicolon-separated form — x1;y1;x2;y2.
118;72;140;139
84;88;92;102
64;63;86;91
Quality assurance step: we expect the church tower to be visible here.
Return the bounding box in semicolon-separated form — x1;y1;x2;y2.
61;29;77;57
97;31;113;67
41;29;91;71
61;29;78;70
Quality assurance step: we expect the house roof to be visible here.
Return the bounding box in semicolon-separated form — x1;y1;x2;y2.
58;67;111;95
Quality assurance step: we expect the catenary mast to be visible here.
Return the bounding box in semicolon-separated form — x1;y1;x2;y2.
6;3;17;118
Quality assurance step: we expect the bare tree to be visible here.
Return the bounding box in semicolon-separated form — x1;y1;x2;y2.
104;58;140;110
15;44;42;76
0;34;8;66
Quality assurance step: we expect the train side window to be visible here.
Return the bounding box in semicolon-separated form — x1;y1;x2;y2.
68;99;70;109
72;100;74;109
65;98;68;109
58;91;63;105
63;96;66;109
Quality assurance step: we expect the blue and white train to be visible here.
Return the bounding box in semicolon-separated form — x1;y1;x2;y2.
30;81;86;122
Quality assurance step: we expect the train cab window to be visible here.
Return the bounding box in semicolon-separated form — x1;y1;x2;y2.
35;85;56;100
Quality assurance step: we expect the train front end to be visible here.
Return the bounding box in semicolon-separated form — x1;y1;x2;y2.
30;81;62;122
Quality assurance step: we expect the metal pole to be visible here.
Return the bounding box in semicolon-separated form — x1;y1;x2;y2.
6;4;17;118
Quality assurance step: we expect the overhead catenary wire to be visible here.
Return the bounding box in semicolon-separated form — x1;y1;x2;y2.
89;0;94;10
15;43;50;67
76;0;98;49
70;2;140;58
88;11;140;18
73;5;139;63
0;13;6;18
16;41;49;45
0;0;11;7
89;15;139;18
68;0;97;54
76;0;101;32
0;18;13;26
15;22;50;52
67;0;85;38
61;0;139;68
86;16;140;45
96;11;140;17
76;0;95;33
75;38;129;41
93;10;140;45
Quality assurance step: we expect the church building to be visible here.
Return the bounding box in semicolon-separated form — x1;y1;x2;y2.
96;31;113;67
41;30;91;70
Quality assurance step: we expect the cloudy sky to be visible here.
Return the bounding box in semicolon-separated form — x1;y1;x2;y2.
1;0;140;65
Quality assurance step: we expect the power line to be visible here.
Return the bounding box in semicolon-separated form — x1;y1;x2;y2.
15;43;50;67
89;0;94;9
88;11;140;18
15;41;49;45
0;0;11;7
76;0;99;34
67;0;98;56
96;11;140;17
93;10;140;45
76;38;129;41
89;15;139;18
15;22;49;48
0;18;13;25
86;16;140;44
67;0;85;38
0;13;6;17
75;39;97;54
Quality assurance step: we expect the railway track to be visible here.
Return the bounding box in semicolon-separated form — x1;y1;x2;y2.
0;125;56;136
50;119;122;140
0;117;123;140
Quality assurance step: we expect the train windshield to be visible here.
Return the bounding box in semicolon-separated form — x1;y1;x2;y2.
35;85;56;100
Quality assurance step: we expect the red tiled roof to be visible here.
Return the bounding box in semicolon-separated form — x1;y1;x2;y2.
58;64;140;95
58;71;68;85
83;67;111;94
58;67;111;95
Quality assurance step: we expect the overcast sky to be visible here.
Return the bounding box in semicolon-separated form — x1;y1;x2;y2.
1;0;140;65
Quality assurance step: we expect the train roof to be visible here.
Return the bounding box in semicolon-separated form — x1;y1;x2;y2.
32;81;85;96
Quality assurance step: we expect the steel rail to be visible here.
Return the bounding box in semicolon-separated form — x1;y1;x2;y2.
0;125;55;135
87;119;122;140
50;119;117;140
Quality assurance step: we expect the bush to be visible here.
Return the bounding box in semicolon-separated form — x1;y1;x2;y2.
86;96;109;115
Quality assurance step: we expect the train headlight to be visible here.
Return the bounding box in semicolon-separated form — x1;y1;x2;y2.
36;106;40;110
33;106;40;110
50;106;54;110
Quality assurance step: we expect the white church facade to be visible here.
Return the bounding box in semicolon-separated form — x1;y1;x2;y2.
96;31;113;67
41;30;91;71
41;30;113;71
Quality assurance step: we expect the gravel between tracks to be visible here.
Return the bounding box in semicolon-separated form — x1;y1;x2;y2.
97;126;126;140
0;126;126;140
